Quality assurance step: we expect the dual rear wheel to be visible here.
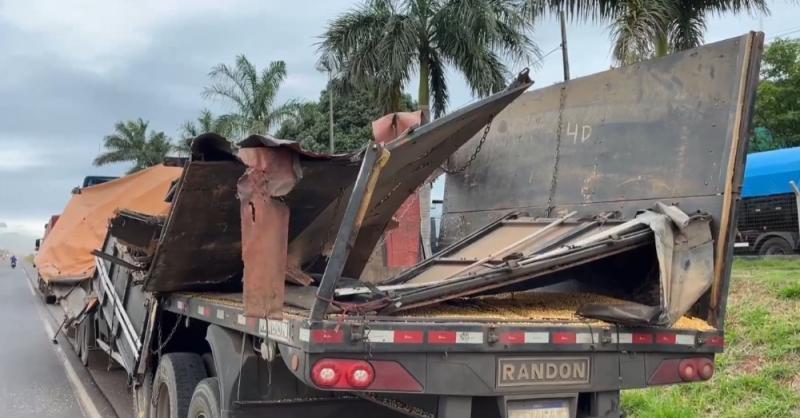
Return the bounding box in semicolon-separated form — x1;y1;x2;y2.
134;353;221;418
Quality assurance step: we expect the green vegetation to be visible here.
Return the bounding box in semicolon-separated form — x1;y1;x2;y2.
622;258;800;417
202;56;296;137
528;0;767;65
178;109;236;154
751;38;800;152
93;119;173;173
277;81;416;153
319;0;538;118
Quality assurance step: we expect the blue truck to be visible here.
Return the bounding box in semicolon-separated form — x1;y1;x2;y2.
736;146;800;255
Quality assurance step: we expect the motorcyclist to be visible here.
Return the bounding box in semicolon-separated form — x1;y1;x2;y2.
10;255;17;269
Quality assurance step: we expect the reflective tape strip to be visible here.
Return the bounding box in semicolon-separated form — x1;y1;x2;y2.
524;332;549;343
675;334;695;346
455;332;483;344
176;300;185;311
237;314;246;325
258;319;268;336
617;333;633;344
366;330;394;343
216;309;225;320
299;328;310;342
576;333;594;344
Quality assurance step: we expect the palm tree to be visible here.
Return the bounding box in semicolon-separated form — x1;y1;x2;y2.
177;109;236;154
94;119;173;174
525;0;767;65
319;0;539;119
202;56;296;136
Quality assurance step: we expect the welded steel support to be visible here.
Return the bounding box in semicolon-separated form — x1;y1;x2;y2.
238;146;300;318
310;144;387;320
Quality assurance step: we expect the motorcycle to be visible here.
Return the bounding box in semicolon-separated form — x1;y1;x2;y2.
10;258;16;269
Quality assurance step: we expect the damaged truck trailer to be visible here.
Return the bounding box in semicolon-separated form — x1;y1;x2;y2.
35;33;762;418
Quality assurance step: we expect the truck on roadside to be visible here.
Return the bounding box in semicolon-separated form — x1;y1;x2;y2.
735;146;800;255
35;33;762;418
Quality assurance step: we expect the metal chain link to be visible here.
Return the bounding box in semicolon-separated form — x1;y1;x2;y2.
440;115;494;175
154;313;183;357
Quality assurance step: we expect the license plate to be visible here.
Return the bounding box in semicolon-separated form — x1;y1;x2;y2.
508;399;570;418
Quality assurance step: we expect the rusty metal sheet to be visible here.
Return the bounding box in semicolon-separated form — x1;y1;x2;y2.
439;33;763;326
143;160;246;292
238;146;299;318
108;210;164;255
340;70;534;278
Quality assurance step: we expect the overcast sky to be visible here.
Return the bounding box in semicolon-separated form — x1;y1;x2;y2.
0;0;798;253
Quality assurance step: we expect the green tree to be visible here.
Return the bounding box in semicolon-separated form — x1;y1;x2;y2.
319;0;538;119
526;0;767;65
202;55;296;136
177;109;236;154
93;119;173;174
277;81;416;153
751;38;800;152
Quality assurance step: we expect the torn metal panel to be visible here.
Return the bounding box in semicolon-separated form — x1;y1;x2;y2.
108;210;164;255
238;135;363;269
381;227;654;313
238;146;300;318
378;204;714;327
341;69;534;278
439;34;762;326
143;160;246;292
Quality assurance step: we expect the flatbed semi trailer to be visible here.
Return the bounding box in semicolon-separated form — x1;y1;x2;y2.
46;32;761;418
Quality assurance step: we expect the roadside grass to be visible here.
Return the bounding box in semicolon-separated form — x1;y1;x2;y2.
622;258;800;418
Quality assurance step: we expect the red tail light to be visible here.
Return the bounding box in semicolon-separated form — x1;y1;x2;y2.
345;363;375;388
678;359;697;381
649;357;715;385
310;359;422;392
311;361;342;387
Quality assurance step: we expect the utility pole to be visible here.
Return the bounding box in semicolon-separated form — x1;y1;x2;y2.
328;70;334;154
560;10;570;81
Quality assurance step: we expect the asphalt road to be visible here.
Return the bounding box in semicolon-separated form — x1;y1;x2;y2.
0;262;130;418
0;262;85;416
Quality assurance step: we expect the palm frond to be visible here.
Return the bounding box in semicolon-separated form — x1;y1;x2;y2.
428;50;449;118
610;0;671;64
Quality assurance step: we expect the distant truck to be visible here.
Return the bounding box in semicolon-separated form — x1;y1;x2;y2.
36;33;761;418
735;147;800;255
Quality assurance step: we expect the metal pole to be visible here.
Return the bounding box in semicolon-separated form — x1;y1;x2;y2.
328;71;335;154
560;10;570;81
310;144;384;320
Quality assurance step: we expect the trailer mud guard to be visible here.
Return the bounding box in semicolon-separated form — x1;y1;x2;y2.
205;324;260;416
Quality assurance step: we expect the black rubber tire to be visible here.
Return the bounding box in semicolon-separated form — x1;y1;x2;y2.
79;314;94;366
759;237;793;256
188;377;221;418
134;368;154;418
150;353;208;418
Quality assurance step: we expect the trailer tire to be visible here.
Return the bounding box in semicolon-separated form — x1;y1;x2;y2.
759;237;792;256
134;368;154;418
150;353;207;418
188;377;221;418
78;313;94;367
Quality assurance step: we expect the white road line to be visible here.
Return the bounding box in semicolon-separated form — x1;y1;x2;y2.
22;266;103;418
21;266;37;297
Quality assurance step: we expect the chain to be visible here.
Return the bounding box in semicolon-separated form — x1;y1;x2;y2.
545;85;567;217
154;313;183;357
440;115;494;175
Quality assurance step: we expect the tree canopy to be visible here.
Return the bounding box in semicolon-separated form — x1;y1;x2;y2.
93;119;173;174
177;109;236;154
525;0;767;65
319;0;539;118
751;38;800;152
277;81;416;153
202;56;295;136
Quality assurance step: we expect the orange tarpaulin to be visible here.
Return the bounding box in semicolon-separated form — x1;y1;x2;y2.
35;164;182;283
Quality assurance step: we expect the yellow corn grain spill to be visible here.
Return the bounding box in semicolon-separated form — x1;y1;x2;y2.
401;292;715;331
